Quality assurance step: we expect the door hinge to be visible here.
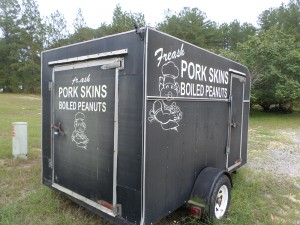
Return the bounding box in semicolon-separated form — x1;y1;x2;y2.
48;81;53;91
229;95;232;103
48;158;53;169
113;204;122;216
226;146;230;154
239;77;246;83
98;200;122;216
101;58;124;70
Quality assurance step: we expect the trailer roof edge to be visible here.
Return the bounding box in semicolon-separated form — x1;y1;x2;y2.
42;29;137;54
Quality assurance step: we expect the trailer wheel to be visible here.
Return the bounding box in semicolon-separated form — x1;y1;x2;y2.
209;174;231;220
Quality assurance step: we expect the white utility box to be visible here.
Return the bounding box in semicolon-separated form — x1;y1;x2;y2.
12;122;28;159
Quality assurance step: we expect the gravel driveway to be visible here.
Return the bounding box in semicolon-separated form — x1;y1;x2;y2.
248;129;300;180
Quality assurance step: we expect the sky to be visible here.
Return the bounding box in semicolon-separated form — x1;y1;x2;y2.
37;0;290;30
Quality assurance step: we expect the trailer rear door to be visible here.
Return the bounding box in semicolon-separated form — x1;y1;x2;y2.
50;57;124;216
227;72;246;171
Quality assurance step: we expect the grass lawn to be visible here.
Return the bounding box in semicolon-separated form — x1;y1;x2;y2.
0;94;299;224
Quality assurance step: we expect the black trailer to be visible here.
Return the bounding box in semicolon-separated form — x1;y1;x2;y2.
41;27;250;224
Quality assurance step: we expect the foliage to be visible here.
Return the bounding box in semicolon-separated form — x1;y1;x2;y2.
236;27;300;111
68;8;94;43
0;0;21;92
158;7;220;51
18;0;44;93
157;9;257;53
73;8;86;31
110;4;146;34
0;0;44;93
258;0;300;41
93;22;113;38
219;20;256;51
44;10;69;49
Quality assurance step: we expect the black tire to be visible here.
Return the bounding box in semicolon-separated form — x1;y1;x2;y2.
208;174;231;220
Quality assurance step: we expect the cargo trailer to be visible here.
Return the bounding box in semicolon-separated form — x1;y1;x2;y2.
41;27;250;224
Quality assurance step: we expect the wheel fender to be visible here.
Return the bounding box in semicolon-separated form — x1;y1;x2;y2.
188;167;232;208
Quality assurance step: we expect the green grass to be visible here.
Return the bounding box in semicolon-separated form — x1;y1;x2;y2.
0;94;299;224
250;109;300;129
221;169;300;225
248;110;300;152
0;94;41;159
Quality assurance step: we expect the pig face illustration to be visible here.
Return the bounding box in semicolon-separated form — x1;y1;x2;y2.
158;61;180;99
159;75;180;98
74;119;86;135
72;112;89;149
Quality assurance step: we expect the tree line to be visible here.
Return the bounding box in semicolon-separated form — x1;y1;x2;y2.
0;0;299;111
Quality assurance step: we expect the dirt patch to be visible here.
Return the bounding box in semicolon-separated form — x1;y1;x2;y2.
0;159;6;166
19;95;40;101
1;157;39;171
248;129;300;179
32;148;41;152
18;157;39;169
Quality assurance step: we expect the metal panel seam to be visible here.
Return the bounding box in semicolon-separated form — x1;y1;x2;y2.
41;53;44;184
51;68;55;183
147;96;230;102
140;27;149;225
239;82;245;161
113;68;119;206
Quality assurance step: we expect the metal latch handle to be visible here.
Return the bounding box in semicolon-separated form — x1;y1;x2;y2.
52;122;64;136
231;118;237;128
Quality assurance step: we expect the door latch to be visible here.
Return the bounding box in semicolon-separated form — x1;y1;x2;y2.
52;122;64;136
231;118;237;128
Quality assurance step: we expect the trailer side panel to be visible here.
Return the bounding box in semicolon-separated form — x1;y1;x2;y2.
143;28;250;224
